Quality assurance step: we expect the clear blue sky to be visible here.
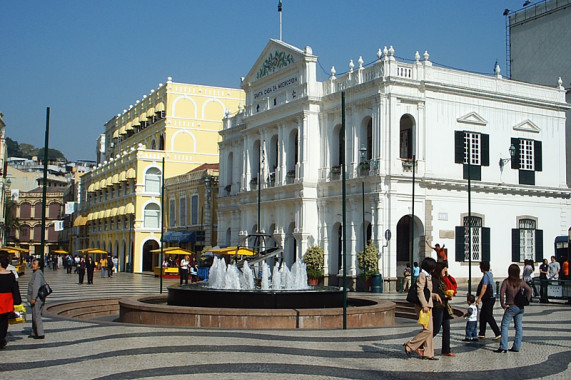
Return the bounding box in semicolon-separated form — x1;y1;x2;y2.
1;0;526;161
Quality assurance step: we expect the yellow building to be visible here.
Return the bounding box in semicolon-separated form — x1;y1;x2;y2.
163;163;219;254
79;78;244;272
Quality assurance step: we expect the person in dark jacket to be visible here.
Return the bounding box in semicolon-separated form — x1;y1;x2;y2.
78;256;86;284
27;259;46;339
0;252;22;349
86;256;96;285
432;262;455;356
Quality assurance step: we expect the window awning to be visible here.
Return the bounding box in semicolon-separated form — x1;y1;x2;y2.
162;231;196;243
125;203;135;214
73;215;88;226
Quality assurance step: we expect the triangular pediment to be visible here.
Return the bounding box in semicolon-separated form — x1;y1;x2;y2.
513;119;540;133
457;112;488;126
244;39;311;84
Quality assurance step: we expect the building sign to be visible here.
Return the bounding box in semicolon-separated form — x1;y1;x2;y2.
253;77;299;100
256;50;295;79
54;221;64;232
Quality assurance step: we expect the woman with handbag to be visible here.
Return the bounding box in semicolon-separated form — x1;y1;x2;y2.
27;259;46;339
403;257;441;360
0;252;22;349
495;264;532;353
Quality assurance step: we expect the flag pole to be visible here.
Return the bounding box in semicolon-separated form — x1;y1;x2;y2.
278;0;283;40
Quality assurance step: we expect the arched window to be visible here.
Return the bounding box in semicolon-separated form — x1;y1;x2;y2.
145;167;161;193
20;202;31;219
226;152;234;190
159;134;165;150
399;115;415;159
144;203;161;228
47;224;58;242
20;225;30;242
366;119;373;161
33;225;42;242
287;129;298;172
150;139;156;150
49;203;61;219
252;140;261;181
270;135;279;173
34;203;43;219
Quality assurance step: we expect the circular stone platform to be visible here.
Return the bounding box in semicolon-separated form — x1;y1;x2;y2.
119;295;395;329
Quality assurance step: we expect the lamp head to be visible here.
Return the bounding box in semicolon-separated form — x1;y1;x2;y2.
509;144;516;158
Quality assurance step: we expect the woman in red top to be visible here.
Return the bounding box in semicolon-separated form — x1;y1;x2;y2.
0;252;22;349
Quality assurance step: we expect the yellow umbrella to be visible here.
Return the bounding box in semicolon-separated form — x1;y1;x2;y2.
53;249;68;254
150;247;194;256
207;246;257;256
0;246;29;253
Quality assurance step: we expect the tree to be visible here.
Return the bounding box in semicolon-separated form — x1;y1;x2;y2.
5;137;22;157
37;148;66;162
19;143;38;159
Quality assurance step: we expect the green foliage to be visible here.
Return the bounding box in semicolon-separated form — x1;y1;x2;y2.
303;245;324;278
19;143;38;158
37;148;66;162
357;242;379;278
5;137;22;157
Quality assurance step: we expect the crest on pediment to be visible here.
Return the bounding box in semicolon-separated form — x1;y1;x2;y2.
244;39;309;83
512;119;540;133
457;112;488;126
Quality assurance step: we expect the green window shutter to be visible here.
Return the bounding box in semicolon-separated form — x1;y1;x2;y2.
535;229;543;262
534;140;542;172
463;164;481;180
519;170;535;185
512;229;520;262
481;227;491;262
455;131;464;164
455;226;465;262
511;138;520;169
481;133;489;166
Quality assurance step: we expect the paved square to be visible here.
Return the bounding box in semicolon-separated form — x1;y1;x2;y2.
1;269;569;379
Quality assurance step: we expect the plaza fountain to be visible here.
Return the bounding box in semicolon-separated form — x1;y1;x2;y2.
119;234;396;329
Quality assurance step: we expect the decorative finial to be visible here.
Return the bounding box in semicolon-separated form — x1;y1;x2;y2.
558;77;564;89
423;51;430;61
150;89;154;94
415;51;420;62
167;76;172;83
358;56;364;68
349;59;354;73
136;100;139;104
494;61;501;77
330;66;336;79
143;95;147;99
388;46;394;56
377;48;382;60
383;46;388;56
158;83;163;87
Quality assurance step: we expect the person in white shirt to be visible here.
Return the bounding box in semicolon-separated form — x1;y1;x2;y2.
463;294;478;341
179;255;190;285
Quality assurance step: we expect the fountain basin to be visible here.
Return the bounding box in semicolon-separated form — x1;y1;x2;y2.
119;294;396;329
167;284;343;309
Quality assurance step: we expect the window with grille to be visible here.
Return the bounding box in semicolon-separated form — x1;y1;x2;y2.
169;199;176;227
191;195;199;226
463;216;482;261
464;133;480;165
519;139;534;171
180;197;187;226
519;219;536;261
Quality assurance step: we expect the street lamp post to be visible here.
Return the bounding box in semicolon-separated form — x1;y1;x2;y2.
360;144;367;250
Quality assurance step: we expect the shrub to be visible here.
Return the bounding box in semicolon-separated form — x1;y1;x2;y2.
303;245;324;278
357;242;379;278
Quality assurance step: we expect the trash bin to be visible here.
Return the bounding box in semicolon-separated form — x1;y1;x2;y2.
372;273;383;293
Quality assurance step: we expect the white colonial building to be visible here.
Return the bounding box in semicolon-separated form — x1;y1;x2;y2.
218;39;570;289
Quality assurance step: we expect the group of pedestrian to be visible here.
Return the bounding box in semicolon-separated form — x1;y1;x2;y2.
403;243;535;360
179;255;199;285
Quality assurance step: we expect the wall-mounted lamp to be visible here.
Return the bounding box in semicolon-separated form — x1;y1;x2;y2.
359;144;367;163
499;144;517;169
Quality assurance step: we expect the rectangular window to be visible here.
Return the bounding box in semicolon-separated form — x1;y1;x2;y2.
463;216;482;261
519;139;534;171
169;199;176;227
464;133;480;165
180;197;187;227
519;219;536;261
191;195;199;226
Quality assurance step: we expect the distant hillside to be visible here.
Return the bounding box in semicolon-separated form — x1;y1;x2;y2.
6;137;67;161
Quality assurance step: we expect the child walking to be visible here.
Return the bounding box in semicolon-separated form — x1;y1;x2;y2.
463;294;478;341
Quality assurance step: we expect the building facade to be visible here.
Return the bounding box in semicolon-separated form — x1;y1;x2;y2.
0;113;7;245
79;78;244;272
164;163;219;253
218;39;570;289
508;0;571;183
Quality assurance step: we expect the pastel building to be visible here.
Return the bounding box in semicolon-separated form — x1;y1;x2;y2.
218;39;570;289
79;78;244;272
